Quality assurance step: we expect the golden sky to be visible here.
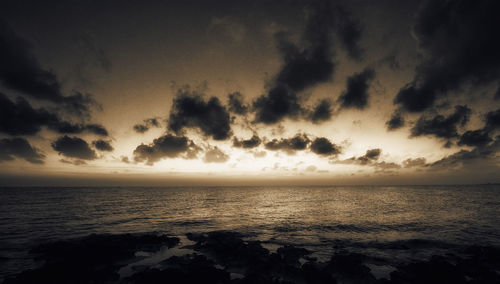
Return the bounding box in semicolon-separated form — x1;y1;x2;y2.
0;0;499;185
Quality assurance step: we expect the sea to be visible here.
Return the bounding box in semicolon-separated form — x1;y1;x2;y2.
1;185;499;282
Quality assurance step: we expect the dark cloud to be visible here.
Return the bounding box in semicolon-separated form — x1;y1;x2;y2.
333;4;364;60
133;133;200;165
386;112;405;131
51;135;97;160
357;148;381;164
59;159;87;166
332;149;398;169
338;68;375;109
455;108;500;147
0;138;45;164
47;122;108;136
394;0;500;112
264;134;310;153
227;92;248;115
310;137;341;156
203;146;229;163
233;135;261;149
485;109;500;131
253;85;303;124
402;157;427;168
0;20;95;114
168;89;231;140
253;2;363;124
0;93;108;136
92;140;114;152
458;130;492;147
430;136;500;168
310;99;332;123
410;105;471;139
133;124;149;133
133;118;161;134
0;93;59;136
48;122;108;136
84;124;108;136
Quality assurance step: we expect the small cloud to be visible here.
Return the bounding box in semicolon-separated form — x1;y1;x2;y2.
203;146;229;163
51;135;97;160
92;140;114;152
0;138;45;164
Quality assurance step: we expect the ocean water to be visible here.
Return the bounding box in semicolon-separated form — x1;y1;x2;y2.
1;185;499;281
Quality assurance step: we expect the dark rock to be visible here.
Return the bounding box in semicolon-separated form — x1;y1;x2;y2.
4;233;179;284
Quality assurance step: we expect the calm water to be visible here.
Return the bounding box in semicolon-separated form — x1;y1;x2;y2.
1;185;499;280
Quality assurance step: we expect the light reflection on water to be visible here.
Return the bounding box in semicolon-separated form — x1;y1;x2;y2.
0;185;499;278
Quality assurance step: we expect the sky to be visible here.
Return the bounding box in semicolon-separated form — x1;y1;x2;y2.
0;0;499;186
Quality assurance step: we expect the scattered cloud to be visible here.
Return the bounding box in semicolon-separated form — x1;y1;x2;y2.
233;135;261;149
133;118;160;134
264;133;310;154
394;0;500;112
92;140;114;152
168;87;231;140
338;68;375;110
410;105;471;139
0;138;45;164
310;137;341;157
227;92;248;115
51;135;97;160
133;133;200;165
203;146;230;163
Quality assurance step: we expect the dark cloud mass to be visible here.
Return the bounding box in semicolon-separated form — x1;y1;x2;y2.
338;68;375;109
310;99;332;123
485;109;500;131
333;148;397;169
92;140;114;152
133;133;200;165
265;134;310;153
402;157;427;168
51;135;97;160
458;130;492;147
0;20;95;114
227;92;248;115
168;89;231;140
411;105;471;139
0;93;108;136
253;1;363;124
394;0;500;112
430;135;500;168
233;135;261;149
456;108;500;147
133;124;148;133
133;118;160;133
386;112;405;130
0;92;59;136
0;138;45;164
310;137;341;156
357;148;381;164
203;146;229;163
253;85;303;124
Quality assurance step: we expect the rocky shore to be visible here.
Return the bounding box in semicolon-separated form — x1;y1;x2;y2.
4;231;500;283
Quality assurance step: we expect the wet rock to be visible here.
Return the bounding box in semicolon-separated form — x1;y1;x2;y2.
325;250;376;283
187;231;271;271
276;245;311;267
124;254;230;284
4;233;179;284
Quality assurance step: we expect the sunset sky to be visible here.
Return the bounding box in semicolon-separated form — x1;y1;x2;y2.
1;0;499;185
